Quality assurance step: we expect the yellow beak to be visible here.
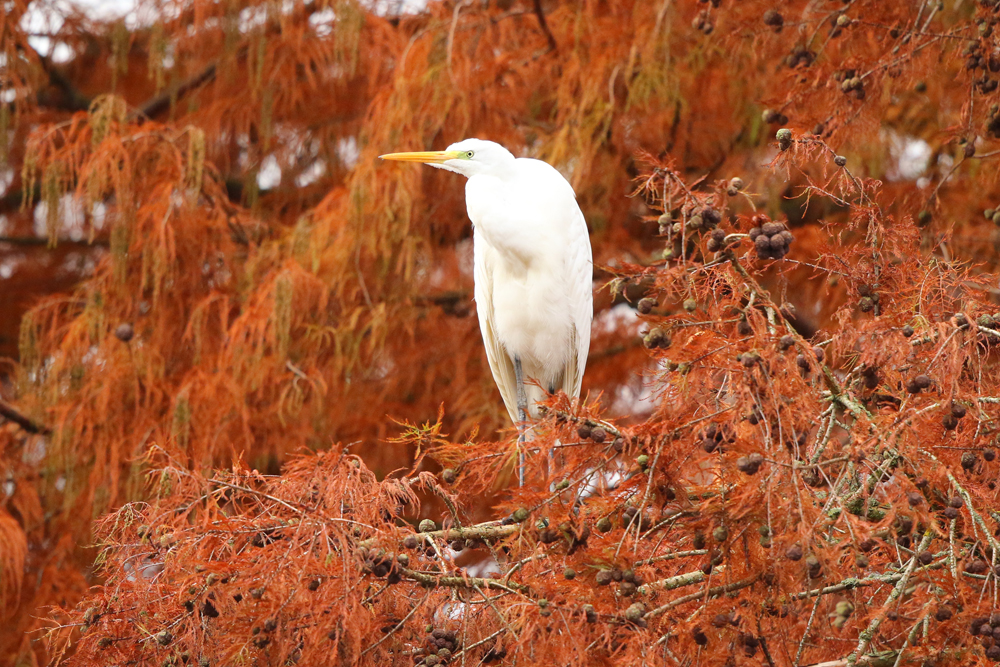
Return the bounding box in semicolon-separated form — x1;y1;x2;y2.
379;150;460;164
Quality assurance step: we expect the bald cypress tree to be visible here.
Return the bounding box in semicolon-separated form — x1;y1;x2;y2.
0;1;998;664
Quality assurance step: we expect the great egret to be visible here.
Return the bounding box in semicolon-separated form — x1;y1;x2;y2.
380;139;593;482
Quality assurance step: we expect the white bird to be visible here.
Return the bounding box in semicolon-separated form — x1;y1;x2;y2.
380;139;593;481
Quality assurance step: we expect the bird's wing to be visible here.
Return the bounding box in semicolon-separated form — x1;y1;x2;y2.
473;231;520;425
560;206;593;401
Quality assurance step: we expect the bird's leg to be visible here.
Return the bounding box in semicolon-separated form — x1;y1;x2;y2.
514;355;528;487
547;385;558;488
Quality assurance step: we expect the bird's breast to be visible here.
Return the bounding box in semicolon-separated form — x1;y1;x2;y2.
488;258;574;381
465;175;572;268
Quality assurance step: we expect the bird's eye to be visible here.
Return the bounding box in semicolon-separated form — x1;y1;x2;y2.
466;151;474;158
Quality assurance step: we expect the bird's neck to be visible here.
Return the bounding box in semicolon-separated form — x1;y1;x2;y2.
466;175;546;271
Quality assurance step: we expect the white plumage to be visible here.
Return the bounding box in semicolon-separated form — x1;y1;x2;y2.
380;139;593;435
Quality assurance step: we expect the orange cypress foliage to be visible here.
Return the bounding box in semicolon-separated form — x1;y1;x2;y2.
0;0;998;665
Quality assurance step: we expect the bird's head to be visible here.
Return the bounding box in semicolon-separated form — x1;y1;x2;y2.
380;138;515;178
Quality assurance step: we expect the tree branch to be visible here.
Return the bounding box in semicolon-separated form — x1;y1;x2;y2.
845;533;932;666
131;1;325;121
35;52;92;112
399;565;528;594
532;0;558;53
639;569;705;593
647;573;760;619
0;236;108;248
0;185;38;213
0;397;51;435
357;521;520;551
803;653;900;667
131;62;219;121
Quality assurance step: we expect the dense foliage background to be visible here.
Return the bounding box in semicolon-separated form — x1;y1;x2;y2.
2;0;1000;664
